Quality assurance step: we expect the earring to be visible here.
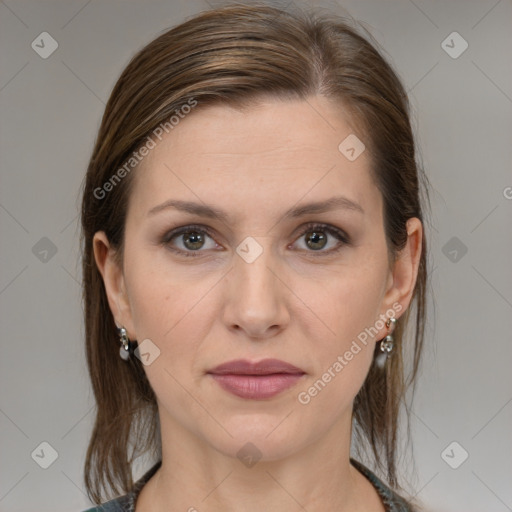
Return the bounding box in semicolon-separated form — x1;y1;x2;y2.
375;317;396;368
118;326;133;361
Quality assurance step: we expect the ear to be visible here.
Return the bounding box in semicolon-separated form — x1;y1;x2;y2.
93;231;135;338
381;217;423;320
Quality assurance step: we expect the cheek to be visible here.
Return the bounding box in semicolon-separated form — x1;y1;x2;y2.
123;247;225;365
295;256;389;346
291;254;389;400
127;267;204;340
293;277;384;422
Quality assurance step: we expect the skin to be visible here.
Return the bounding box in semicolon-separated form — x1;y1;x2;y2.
94;95;422;512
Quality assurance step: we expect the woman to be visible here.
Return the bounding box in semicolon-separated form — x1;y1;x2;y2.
81;3;428;511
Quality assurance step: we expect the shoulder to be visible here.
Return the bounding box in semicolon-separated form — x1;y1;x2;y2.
350;458;416;512
81;492;134;512
81;460;161;512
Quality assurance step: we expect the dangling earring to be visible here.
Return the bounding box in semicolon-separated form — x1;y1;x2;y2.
118;326;134;361
375;317;396;368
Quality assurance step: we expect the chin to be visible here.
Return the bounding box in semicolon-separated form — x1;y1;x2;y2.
205;413;312;463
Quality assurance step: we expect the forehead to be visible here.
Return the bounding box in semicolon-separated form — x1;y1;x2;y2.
129;96;379;222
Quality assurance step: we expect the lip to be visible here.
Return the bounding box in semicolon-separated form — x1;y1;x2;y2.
208;358;305;375
207;359;306;400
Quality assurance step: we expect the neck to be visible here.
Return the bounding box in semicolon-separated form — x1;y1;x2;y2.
138;410;381;512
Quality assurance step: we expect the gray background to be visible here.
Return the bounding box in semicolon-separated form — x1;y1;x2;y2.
1;0;511;511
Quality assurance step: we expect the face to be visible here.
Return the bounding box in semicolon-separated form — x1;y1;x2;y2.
94;95;421;462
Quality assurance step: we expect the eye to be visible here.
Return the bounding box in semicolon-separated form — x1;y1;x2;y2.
162;225;219;257
292;223;350;254
161;222;350;258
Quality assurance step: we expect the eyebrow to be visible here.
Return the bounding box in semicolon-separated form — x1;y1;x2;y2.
147;195;364;222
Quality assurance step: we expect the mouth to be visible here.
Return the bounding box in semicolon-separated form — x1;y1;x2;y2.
207;358;306;400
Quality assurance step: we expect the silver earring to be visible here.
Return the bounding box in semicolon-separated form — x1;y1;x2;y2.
375;317;396;368
118;326;131;361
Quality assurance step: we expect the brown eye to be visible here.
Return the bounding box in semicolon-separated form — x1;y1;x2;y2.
162;225;219;257
293;223;350;254
304;230;327;250
181;231;206;251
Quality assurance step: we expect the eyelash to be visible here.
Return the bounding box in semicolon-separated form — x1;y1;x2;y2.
161;223;350;259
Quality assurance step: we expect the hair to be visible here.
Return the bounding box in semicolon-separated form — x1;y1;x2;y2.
80;1;429;506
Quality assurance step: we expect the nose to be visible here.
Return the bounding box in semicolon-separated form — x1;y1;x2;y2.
221;239;290;340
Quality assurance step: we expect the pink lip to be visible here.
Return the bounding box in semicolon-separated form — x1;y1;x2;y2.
207;359;306;400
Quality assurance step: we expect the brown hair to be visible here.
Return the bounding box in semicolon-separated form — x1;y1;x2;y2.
81;2;429;505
